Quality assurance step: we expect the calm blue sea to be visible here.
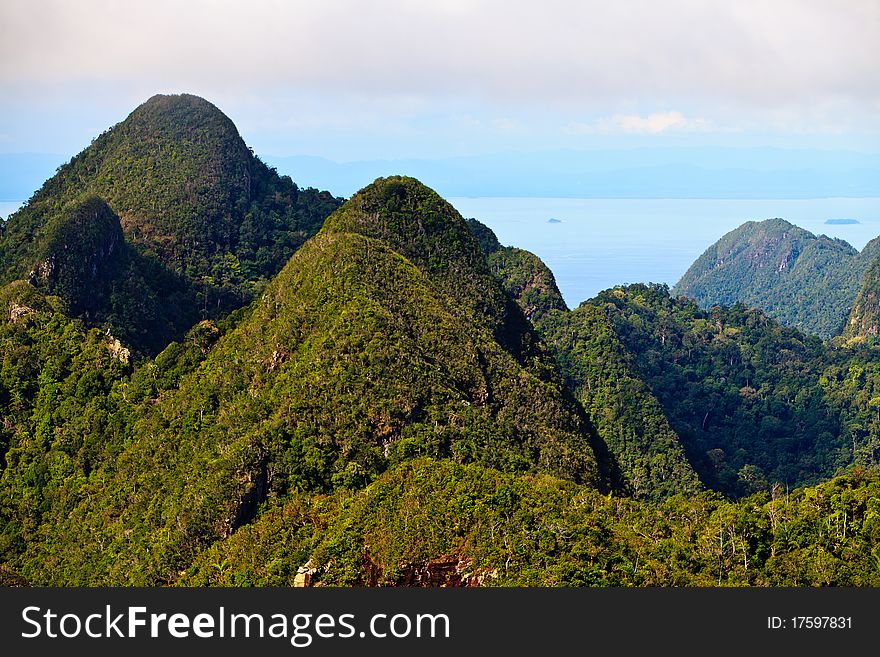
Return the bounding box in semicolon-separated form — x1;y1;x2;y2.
449;197;880;307
4;197;880;309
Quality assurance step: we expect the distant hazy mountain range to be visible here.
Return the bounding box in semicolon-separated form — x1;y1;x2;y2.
262;148;880;199
3;147;879;202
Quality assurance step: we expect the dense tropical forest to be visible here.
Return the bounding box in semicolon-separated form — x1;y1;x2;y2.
1;94;879;587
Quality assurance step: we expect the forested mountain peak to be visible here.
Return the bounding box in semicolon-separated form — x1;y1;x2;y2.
127;92;240;137
464;217;568;324
4;163;880;585
0;93;343;353
3;95;879;589
460;218;698;499
322;176;486;275
323;177;507;324
0;177;605;584
674;217;875;339
323;177;549;363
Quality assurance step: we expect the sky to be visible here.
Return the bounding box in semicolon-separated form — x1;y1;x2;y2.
1;0;878;162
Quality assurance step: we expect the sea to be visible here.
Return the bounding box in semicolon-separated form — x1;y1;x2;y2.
4;197;880;309
449;197;880;308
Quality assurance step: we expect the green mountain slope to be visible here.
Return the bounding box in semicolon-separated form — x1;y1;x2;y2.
29;196;126;316
464;218;568;323
181;458;880;587
0;93;342;353
22;196;196;352
581;284;880;496
4;176;880;587
4;177;603;585
3;90;880;589
0;280;133;559
539;304;703;499
322;180;540;361
674;218;880;339
465;218;699;499
467;219;880;498
845;254;880;339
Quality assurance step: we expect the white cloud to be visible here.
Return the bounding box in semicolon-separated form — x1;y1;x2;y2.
0;0;878;155
568;112;715;135
613;113;687;134
2;0;877;111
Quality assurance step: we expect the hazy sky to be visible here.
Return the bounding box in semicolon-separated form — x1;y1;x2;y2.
1;0;878;160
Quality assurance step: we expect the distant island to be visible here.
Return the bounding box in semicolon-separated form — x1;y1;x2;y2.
548;218;562;224
825;218;860;225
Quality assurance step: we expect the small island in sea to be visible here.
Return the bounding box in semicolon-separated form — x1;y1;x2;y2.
825;218;860;225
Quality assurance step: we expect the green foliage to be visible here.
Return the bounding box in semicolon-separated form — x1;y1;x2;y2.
466;217;569;324
674;218;880;339
3;159;880;589
487;248;568;323
463;217;502;255
844;253;880;339
33;196;126;315
0;282;132;566
464;218;696;499
323;178;545;366
20;196;198;354
539;303;702;499
183;458;880;587
1;179;600;585
579;284;880;496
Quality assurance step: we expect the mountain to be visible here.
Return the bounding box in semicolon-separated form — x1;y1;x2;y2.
0;94;342;353
3;92;880;587
577;283;880;496
20;196;196;352
539;303;703;499
4;265;880;585
465;218;568;324
673;218;880;339
0;277;134;547
28;196;127;316
466;218;700;499
845;255;880;339
4;170;880;586
1;177;608;584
